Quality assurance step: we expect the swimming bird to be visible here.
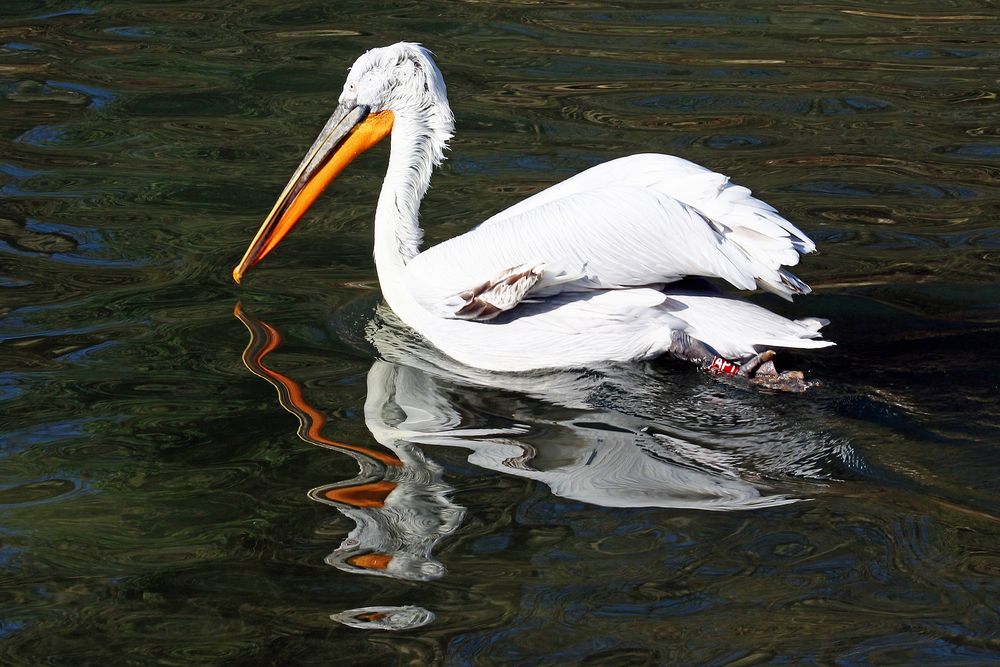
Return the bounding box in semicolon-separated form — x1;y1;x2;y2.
233;42;833;375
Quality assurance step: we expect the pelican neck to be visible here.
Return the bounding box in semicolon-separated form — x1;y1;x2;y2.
372;113;438;313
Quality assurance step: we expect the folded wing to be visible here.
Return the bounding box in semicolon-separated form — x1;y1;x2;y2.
404;154;816;320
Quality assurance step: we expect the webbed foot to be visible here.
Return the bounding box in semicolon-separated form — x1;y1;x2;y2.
707;349;819;392
671;332;821;393
739;350;776;377
745;355;818;393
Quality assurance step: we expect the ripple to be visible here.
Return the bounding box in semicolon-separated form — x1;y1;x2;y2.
13;124;68;148
0;478;86;508
33;8;98;20
330;605;436;630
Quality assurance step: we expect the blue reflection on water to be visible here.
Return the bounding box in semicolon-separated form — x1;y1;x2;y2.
1;43;40;52
33;7;97;19
104;26;151;38
0;219;149;269
0;374;23;402
0;164;42;180
1;418;104;459
45;81;117;110
941;144;1000;158
0;621;25;639
56;340;118;364
13;125;67;148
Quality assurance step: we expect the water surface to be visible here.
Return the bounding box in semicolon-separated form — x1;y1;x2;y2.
1;1;998;664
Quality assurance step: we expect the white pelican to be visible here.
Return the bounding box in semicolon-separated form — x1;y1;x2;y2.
233;42;833;376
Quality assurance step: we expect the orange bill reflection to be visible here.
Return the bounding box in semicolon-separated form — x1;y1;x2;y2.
235;303;401;468
234;303;464;584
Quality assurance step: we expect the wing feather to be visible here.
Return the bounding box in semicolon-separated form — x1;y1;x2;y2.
405;154;817;318
452;263;544;321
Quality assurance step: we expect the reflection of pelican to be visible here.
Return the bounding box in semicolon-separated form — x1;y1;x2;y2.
233;42;832;374
355;301;854;507
237;305;468;583
329;605;435;631
238;306;852;579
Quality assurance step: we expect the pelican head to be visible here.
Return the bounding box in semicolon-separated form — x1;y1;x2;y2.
233;42;454;282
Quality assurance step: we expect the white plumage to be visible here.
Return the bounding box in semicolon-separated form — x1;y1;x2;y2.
407;153;816;318
237;43;833;372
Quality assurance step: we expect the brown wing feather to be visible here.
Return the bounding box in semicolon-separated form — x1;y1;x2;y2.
454;264;544;321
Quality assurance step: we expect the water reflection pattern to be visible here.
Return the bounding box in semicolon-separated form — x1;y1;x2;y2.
237;301;857;629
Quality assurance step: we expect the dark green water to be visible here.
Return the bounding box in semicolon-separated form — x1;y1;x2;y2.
2;1;998;664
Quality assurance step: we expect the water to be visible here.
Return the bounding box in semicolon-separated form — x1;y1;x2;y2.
1;1;998;663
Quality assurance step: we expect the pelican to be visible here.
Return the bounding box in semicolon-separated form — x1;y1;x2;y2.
233;42;833;375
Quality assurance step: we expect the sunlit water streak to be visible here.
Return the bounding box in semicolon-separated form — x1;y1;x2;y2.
0;0;998;663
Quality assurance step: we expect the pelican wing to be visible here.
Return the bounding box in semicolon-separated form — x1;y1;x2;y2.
451;262;544;321
404;154;816;319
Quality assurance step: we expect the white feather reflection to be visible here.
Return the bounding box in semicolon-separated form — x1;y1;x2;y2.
314;362;526;582
361;358;795;512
